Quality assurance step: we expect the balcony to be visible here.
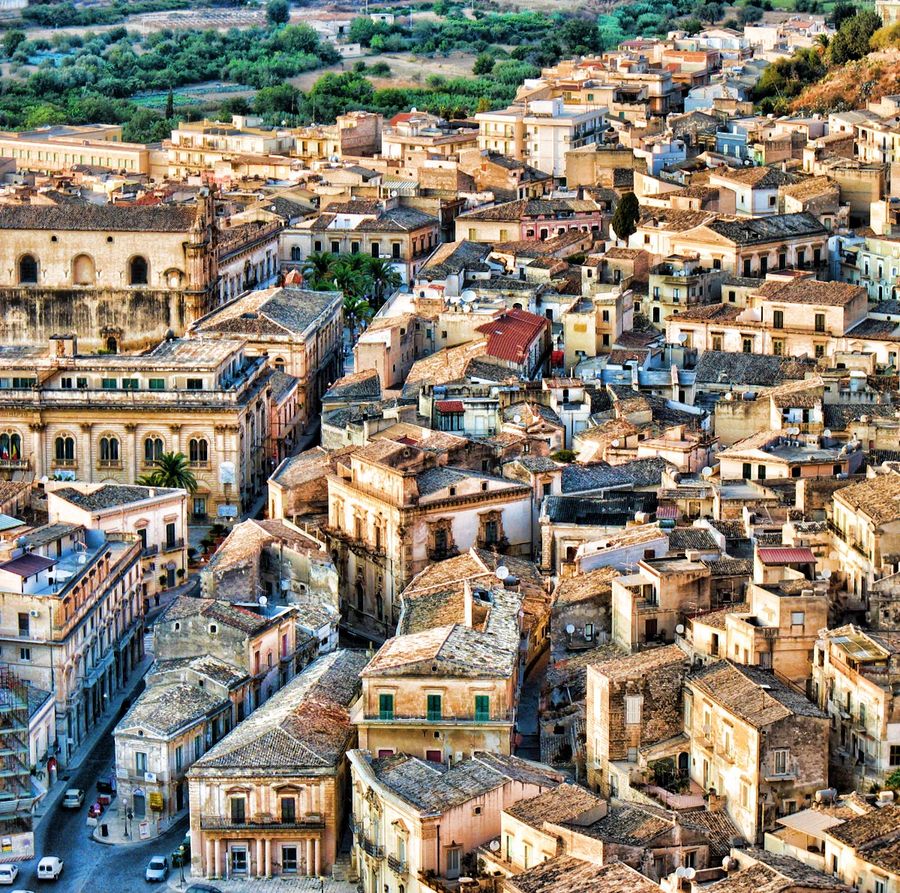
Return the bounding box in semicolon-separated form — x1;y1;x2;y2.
200;813;325;831
0;459;28;471
358;835;384;859
163;538;184;553
140;544;159;558
362;712;513;726
387;855;408;876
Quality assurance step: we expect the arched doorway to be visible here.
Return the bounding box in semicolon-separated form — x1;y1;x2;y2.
72;254;95;286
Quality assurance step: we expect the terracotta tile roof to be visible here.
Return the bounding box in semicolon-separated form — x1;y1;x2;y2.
689;661;826;728
160;595;269;635
552;566;621;607
189;650;366;773
755;278;865;307
503;857;660;893
832;473;900;525
0;202;197;232
506;782;604;829
475;308;548;364
712;166;797;188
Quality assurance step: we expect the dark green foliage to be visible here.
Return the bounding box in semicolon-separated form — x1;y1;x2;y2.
473;52;494;75
611;192;640;242
266;0;290;26
830;9;881;64
752;46;826;112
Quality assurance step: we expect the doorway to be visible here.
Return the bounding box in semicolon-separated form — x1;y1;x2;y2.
230;847;248;876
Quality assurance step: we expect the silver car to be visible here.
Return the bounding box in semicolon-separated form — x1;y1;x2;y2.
145;856;168;883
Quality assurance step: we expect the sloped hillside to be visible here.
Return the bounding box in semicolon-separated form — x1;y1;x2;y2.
791;48;900;113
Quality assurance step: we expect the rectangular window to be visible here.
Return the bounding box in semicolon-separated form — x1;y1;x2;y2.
102;378;117;389
19;647;30;662
378;693;394;720
61;377;72;389
135;751;147;774
165;522;176;549
175;745;183;773
185;379;203;391
193;735;202;761
773;310;784;329
17;613;29;637
280;796;296;824
773;749;789;775
230;797;246;823
77;377;88;389
791;611;805;626
474;695;490;722
742;338;753;353
625;695;643;725
889;745;900;766
121;378;138;390
773;339;784;356
814;313;826;333
149;378;165;390
426;693;442;721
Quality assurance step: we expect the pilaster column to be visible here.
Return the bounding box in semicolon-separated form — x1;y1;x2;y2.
314;837;320;876
306;838;314;876
205;839;213;878
264;838;271;877
256;838;264;877
213;839;221;879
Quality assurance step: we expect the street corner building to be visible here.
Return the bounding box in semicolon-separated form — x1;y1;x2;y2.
187;648;368;880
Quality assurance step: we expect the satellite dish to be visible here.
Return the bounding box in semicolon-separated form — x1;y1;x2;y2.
565;624;576;635
823;429;831;438
459;289;477;303
675;624;685;634
489;840;500;852
822;569;832;579
701;466;713;477
330;154;340;163
676;867;687;879
258;595;268;607
410;106;417;113
685;868;696;881
514;414;522;425
496;565;510;581
611;439;620;447
787;426;800;436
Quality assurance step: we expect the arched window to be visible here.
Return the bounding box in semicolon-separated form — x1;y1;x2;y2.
188;437;208;465
72;254;95;286
0;432;21;461
18;255;38;284
144;437;163;464
290;246;302;261
99;436;120;465
54;435;75;463
273;357;285;372
129;256;148;286
105;336;118;354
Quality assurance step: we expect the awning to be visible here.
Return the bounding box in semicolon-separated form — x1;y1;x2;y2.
436;400;465;413
757;547;816;566
775;809;843;837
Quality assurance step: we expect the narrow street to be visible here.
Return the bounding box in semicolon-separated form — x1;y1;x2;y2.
20;725;190;892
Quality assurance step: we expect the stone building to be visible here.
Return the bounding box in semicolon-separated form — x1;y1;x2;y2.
188;649;367;881
812;625;900;791
685;661;829;844
0;198;218;352
191;286;343;436
0;523;143;764
353;584;523;762
325;439;532;640
586;645;688;797
822;803;900;892
0;337;286;519
347;749;562;893
46;482;188;604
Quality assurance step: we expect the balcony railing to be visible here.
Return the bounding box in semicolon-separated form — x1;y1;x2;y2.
363;712;512;725
141;544;159;558
0;459;28;471
358;835;384;859
200;813;325;831
387;855;408;876
163;538;184;552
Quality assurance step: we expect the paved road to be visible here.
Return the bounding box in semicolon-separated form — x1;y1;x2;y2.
18;715;189;892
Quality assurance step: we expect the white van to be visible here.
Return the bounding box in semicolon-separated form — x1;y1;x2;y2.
37;856;63;880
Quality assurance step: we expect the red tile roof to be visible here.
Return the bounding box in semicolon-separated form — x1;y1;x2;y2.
757;547;816;566
436;400;465;413
475;308;548;365
656;505;679;520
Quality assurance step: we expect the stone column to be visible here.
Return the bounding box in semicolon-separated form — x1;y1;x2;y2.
79;422;92;476
264;838;271;877
29;423;45;479
213;839;221;879
256;838;264;878
205;839;213;878
306;838;314;876
314;837;320;877
125;423;138;483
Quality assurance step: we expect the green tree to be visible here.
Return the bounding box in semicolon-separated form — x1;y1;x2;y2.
830;0;856;28
830;9;881;64
266;0;289;26
366;256;402;307
164;87;174;120
274;23;319;54
138;452;198;493
342;293;374;341
472;52;494;75
2;30;26;58
560;17;602;54
300;250;336;288
349;16;378;46
611;191;641;242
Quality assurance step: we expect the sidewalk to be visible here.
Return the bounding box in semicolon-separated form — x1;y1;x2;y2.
167;877;357;892
93;804;189;846
32;651;155;833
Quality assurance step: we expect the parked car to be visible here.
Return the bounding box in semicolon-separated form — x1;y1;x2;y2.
36;858;63;881
61;789;84;809
0;865;18;885
145;856;168;882
185;886;222;893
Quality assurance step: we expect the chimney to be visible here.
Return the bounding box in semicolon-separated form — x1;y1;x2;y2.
463;580;474;628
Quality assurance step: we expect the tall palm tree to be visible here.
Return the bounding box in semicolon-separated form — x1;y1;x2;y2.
343;293;374;342
366;256;402;308
300;250;335;289
331;260;370;300
138;451;198;494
